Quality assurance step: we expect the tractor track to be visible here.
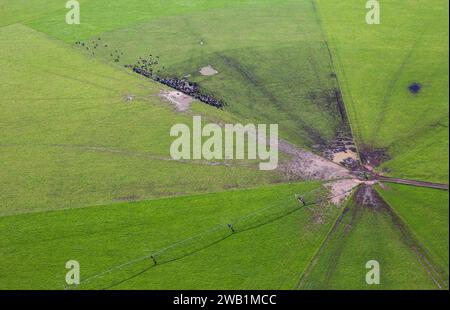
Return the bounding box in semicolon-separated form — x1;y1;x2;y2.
375;176;449;191
298;184;449;289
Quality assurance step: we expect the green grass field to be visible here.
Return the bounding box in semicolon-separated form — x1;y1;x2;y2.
0;23;283;216
299;187;441;290
377;184;449;273
0;0;448;290
23;0;351;148
317;0;449;181
0;182;339;289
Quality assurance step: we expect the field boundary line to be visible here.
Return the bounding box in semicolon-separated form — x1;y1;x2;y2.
296;187;356;289
310;0;363;158
376;189;449;289
370;30;425;145
68;186;354;290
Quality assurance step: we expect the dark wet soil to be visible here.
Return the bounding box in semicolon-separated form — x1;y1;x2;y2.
306;88;347;123
359;145;390;167
317;132;360;169
355;184;389;212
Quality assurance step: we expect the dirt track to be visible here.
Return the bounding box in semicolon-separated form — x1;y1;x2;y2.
376;176;449;191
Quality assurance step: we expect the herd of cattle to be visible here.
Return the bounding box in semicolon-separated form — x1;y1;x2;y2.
128;64;226;109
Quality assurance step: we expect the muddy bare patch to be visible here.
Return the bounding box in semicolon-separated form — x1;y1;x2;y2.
312;214;325;225
277;140;352;181
199;65;219;76
159;90;193;112
354;184;388;211
321;133;360;169
325;178;361;205
223;125;350;181
359;145;390;167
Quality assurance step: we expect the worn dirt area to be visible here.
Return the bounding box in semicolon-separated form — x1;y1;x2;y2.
199;65;219;76
325;178;362;205
278;140;352;181
322;134;360;169
359;145;390;167
355;183;389;211
220;125;351;181
159;90;193;112
332;150;358;164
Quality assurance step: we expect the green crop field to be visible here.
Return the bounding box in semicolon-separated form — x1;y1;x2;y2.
377;184;449;273
317;0;449;181
0;182;338;289
23;0;351;148
0;0;448;292
299;186;447;289
0;23;284;216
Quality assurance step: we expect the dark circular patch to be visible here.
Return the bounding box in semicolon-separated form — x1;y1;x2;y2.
408;82;421;94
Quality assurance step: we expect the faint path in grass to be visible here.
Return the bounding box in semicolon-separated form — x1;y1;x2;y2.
310;0;358;153
219;54;328;146
376;176;449;191
70;185;352;290
369;30;425;146
297;199;351;289
0;143;256;168
298;184;448;289
375;186;449;289
0;140;356;183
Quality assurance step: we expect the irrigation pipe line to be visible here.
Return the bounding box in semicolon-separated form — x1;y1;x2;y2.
66;185;356;290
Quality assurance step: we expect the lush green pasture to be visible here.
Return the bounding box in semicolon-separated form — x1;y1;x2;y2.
317;0;449;180
380;126;449;183
0;0;64;27
24;0;349;148
0;24;281;215
377;184;449;274
0;0;448;291
0;0;259;31
299;190;439;290
0;182;340;289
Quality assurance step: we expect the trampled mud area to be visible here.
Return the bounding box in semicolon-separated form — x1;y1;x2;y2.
159;90;193;112
355;183;389;211
277;140;352;181
325;178;362;205
321;133;359;169
359;145;390;167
